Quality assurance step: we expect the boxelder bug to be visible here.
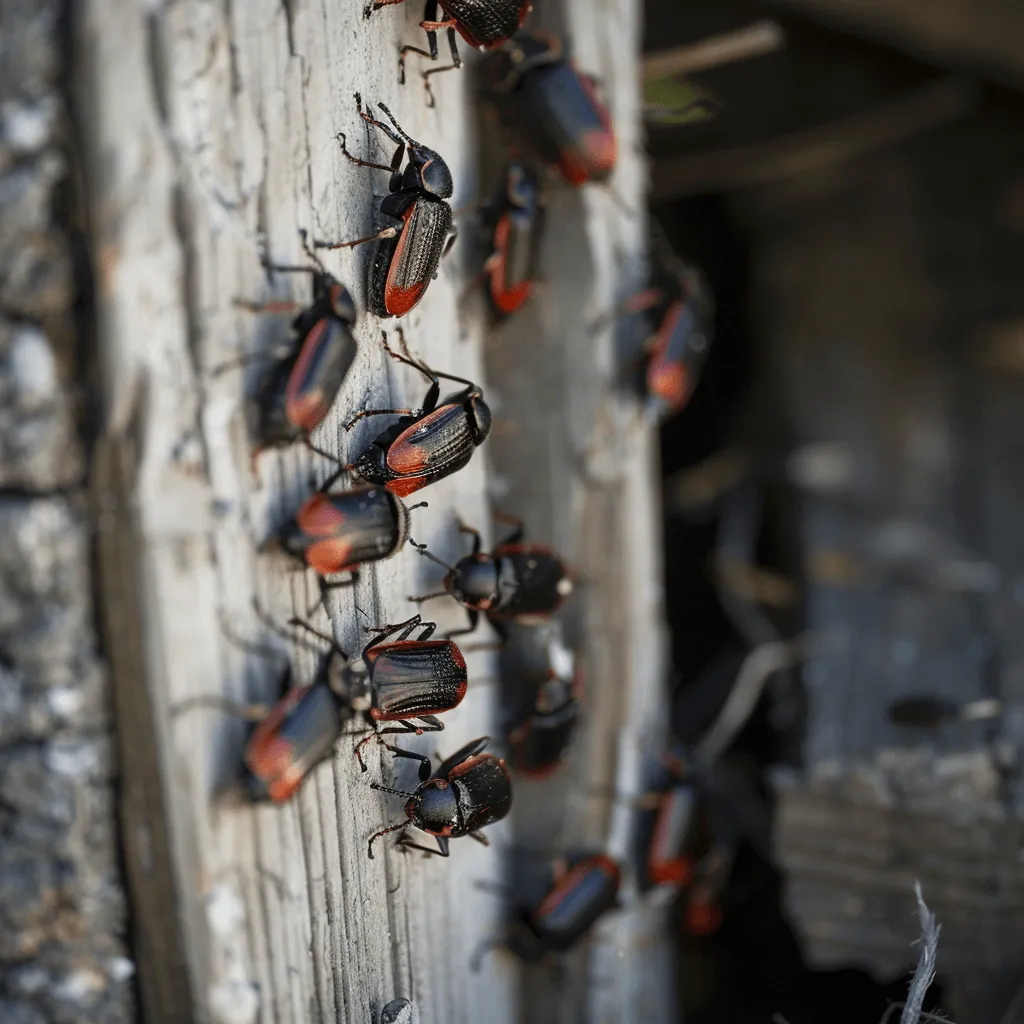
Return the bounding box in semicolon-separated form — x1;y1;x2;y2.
320;329;491;498
472;853;621;966
223;611;467;804
483;32;617;186
411;513;574;639
367;0;533;104
506;625;582;778
263;483;427;607
315;95;456;319
368;736;512;858
225;231;358;454
477;159;544;318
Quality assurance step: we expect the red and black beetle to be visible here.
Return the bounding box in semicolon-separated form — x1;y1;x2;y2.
227;232;358;453
479;159;544;318
264;483;425;605
506;625;582;778
483;32;617;186
314;95;456;319
368;735;513;858
321;329;491;498
619;234;714;421
240;613;467;804
368;0;532;102
411;513;574;639
473;853;620;966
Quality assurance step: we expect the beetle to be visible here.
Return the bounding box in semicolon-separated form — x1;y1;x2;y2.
314;95;456;319
263;483;427;605
596;226;715;421
411;513;574;639
367;0;533;103
472;853;620;967
506;625;582;778
228;612;468;804
380;999;415;1024
225;231;358;454
483;32;617;186
478;159;544;318
367;736;512;858
320;328;491;499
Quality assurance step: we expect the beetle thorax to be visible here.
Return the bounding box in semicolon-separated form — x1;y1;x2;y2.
448;556;500;609
407;145;454;200
409;779;459;833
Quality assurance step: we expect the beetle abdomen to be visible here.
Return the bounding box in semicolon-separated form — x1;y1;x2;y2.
383;198;452;318
385;403;475;494
531;855;620;949
450;754;513;833
493;545;573;620
367;640;468;719
508;699;580;778
442;0;531;48
368;212;403;318
244;683;345;803
282;486;404;575
284;316;358;431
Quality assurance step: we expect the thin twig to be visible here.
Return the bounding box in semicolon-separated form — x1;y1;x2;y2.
643;20;785;79
900;883;941;1024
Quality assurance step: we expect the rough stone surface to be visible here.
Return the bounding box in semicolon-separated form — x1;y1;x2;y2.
0;0;135;1020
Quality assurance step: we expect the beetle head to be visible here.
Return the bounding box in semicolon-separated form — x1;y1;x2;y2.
405;144;454;200
447;555;500;610
327;282;357;324
407;778;459;833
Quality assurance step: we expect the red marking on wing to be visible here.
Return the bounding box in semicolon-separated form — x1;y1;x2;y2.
648;794;695;887
296;494;346;537
306;537;357;575
447;752;492;780
285;318;332;430
447;640;466;672
386;402;461;476
536;855;619;917
384;208;428;317
386;476;429;498
559;73;616;184
245;687;309;803
646;301;691;410
489;213;533;315
685;901;722;937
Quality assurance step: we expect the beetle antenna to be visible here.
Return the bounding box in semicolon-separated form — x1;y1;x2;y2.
369;782;416;799
250;598;324;656
367;819;410;859
376;102;415;144
299;228;328;274
408;538;458;573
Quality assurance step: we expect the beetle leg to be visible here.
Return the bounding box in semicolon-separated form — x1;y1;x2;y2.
440;219;459;260
407;590;448;605
468;830;490;847
366;0;405;15
416;714;443;731
361;614;424;655
355;727;434;779
367;819;410;860
314;573;359;618
170;694;276;723
313;224;399;252
344;407;415;431
415;619;437;641
455;518;483;556
421;27;461;108
286;615;350;661
445;607;481;640
397;835;450;857
493;511;524;546
332;130;397;175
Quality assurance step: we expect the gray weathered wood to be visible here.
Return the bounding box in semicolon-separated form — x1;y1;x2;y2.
75;0;669;1021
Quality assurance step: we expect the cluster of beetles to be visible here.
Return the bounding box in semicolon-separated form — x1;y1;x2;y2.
216;0;723;987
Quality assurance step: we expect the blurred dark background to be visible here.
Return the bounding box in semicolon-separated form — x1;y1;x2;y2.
644;1;1024;1022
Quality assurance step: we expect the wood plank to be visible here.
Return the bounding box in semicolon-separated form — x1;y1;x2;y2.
76;0;668;1020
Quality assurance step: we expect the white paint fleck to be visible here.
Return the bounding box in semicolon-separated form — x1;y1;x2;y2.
49;686;87;719
209;980;260;1024
2;98;57;152
9;325;57;407
54;968;107;1004
106;956;136;983
206;883;247;936
46;739;108;779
